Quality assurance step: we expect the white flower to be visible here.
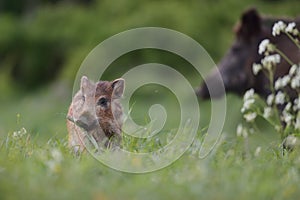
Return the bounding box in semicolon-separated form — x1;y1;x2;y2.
282;75;291;85
272;21;286;36
261;54;281;70
285;22;299;36
284;135;297;148
293;98;300;111
241;99;255;113
236;124;243;137
275;76;290;90
282;110;293;125
275;78;282;90
267;94;274;106
241;89;255;113
242;129;248;138
51;148;63;163
12;127;27;139
258;39;274;55
244;112;257;122
286;22;296;33
254;146;261;157
244;88;255;101
291;76;300;89
263;54;281;64
252;63;262;75
263;107;272;119
275;91;285;105
285;102;292;111
289;64;298;76
46;148;63;174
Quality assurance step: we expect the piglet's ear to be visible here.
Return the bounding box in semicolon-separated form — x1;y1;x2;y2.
237;8;262;39
80;76;89;92
111;78;125;99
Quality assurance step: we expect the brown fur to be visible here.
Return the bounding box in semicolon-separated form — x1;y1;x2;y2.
67;76;124;153
197;8;300;99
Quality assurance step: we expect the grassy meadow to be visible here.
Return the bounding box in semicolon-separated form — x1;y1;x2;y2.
1;0;300;199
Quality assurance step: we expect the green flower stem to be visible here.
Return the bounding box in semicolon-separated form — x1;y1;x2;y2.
275;48;294;66
264;66;282;129
285;32;300;50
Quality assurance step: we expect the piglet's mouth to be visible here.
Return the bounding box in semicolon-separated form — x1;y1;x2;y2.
67;115;99;132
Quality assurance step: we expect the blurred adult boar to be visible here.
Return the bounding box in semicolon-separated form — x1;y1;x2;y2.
197;8;300;99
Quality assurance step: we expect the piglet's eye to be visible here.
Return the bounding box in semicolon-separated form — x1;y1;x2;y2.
97;97;108;107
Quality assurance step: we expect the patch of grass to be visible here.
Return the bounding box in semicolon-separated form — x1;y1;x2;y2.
1;125;300;200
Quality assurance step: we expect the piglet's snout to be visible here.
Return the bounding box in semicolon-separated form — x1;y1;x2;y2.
76;111;98;131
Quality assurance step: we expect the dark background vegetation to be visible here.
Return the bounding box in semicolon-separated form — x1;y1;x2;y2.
0;0;299;139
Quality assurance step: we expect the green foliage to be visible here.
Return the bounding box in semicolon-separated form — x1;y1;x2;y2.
1;0;300;91
1;126;300;200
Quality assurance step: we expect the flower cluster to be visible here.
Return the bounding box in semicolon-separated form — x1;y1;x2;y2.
241;89;257;122
252;53;280;75
258;39;275;55
273;21;299;36
238;20;300;149
12;127;27;139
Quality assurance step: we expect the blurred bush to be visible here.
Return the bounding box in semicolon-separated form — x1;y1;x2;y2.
0;0;299;91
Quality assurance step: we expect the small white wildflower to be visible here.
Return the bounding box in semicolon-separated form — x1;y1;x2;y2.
289;64;298;76
286;22;296;33
243;88;255;101
291;76;300;89
282;75;291;86
51;148;63;163
252;63;262;75
258;39;274;55
45;160;58;173
275;75;292;90
261;54;281;71
283;135;298;150
267;94;274;106
46;148;63;174
254;146;261;157
236;124;243;137
282;110;293;125
293;98;300;111
241;99;255;113
13;131;18;138
285;22;299;36
285;102;292;111
242;129;248;138
275;91;285;105
263;107;272;119
264;54;281;64
272;21;286;36
12;127;27;139
244;112;257;122
275;78;282;90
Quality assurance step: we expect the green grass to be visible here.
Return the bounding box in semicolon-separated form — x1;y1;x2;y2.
0;84;299;200
1;122;300;200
